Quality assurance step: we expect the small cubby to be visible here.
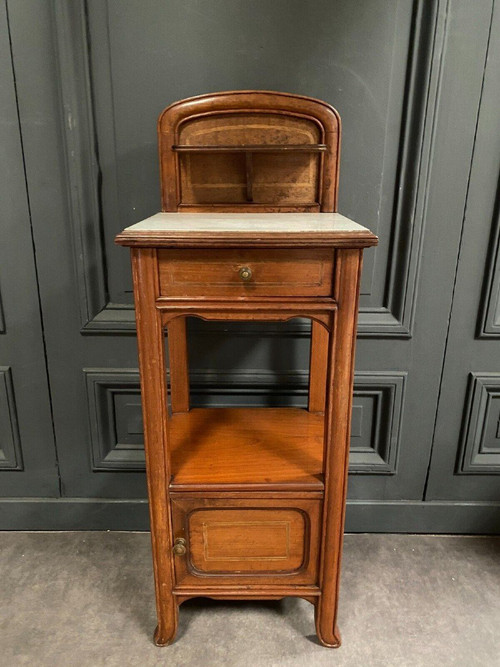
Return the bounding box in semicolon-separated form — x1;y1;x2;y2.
170;109;330;208
175;143;326;206
164;316;323;491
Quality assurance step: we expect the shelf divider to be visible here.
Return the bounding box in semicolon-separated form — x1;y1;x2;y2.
172;144;328;153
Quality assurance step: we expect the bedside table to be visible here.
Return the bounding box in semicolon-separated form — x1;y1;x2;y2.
115;92;377;648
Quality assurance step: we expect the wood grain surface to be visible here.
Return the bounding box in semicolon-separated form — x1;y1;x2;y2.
158;248;334;298
171;497;321;587
169;408;324;491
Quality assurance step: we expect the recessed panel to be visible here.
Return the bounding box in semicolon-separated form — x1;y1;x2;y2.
188;508;306;574
85;370;145;471
0;367;22;470
459;374;500;474
349;373;406;474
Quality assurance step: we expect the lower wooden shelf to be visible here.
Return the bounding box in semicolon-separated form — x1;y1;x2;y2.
168;407;324;491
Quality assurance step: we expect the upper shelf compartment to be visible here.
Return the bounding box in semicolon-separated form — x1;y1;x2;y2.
158;92;341;211
171;111;329;208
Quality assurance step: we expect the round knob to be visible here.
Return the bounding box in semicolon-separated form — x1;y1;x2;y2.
239;266;252;281
172;538;186;556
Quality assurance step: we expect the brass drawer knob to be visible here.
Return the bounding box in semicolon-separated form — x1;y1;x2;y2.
172;537;187;556
238;266;252;281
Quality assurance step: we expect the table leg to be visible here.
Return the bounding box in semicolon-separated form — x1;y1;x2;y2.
316;249;362;648
132;248;178;646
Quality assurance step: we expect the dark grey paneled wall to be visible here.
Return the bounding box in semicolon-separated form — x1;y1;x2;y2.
0;0;59;497
426;0;500;500
0;0;499;532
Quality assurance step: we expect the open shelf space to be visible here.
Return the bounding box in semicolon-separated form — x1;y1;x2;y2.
168;407;324;491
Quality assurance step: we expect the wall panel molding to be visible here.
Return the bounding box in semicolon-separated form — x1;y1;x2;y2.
349;373;406;474
85;369;143;471
0;286;5;333
478;188;500;338
84;368;405;473
52;1;107;328
358;0;449;337
458;373;500;474
53;0;449;338
0;367;23;470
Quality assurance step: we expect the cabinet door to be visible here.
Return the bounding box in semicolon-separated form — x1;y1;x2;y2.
171;497;321;588
0;1;58;498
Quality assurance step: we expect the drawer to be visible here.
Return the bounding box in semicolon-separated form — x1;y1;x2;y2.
171;497;321;587
158;249;334;297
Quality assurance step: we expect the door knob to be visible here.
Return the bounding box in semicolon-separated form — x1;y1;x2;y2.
172;537;187;556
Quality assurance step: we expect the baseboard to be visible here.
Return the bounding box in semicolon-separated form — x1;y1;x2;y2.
0;498;499;533
345;500;500;534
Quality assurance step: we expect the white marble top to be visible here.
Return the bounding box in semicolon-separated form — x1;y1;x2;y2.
122;212;371;235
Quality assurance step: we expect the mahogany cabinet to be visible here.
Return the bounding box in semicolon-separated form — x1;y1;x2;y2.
116;92;377;647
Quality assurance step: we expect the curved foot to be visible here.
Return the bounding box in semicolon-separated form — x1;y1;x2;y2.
315;610;342;648
154;624;177;647
316;632;341;649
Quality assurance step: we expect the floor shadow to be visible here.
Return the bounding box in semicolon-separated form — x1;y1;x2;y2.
177;596;316;640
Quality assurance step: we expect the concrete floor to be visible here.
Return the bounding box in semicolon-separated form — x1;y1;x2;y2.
0;533;499;667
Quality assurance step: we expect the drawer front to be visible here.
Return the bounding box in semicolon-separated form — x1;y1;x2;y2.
158;249;334;297
171;497;321;587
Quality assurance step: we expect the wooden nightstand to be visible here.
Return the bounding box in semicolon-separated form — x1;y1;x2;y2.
115;92;377;648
